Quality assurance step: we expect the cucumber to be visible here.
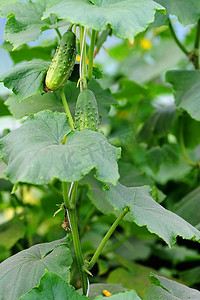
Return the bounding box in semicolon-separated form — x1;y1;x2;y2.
75;90;100;131
45;30;76;91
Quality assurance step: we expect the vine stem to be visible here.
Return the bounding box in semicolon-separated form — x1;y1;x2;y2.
55;28;62;40
194;19;200;69
79;26;87;91
60;87;74;130
168;19;189;56
88;30;97;80
179;117;196;167
86;207;130;270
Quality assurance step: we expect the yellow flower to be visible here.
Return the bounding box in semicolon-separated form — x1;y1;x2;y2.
140;38;152;50
103;290;112;297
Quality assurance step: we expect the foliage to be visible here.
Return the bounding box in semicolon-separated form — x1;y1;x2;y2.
0;0;200;299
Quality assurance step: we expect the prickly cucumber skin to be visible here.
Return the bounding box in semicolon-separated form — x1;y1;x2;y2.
75;90;100;131
45;30;76;91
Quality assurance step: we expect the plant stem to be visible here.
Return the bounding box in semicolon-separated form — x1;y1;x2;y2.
86;207;130;270
60;87;74;130
88;30;97;80
70;182;78;209
179;117;196;167
169;19;189;56
55;28;62;40
68;209;88;295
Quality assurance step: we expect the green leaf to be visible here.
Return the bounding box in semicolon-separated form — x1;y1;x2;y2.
166;70;200;121
0;111;120;185
19;271;88;300
0;60;49;101
175;186;200;226
180;266;200;286
0;237;72;300
0;98;10;116
0;0;60;49
105;183;200;246
147;145;179;174
95;290;142;300
144;273;200;300
155;0;200;25
42;0;164;42
6;93;64;119
0;217;26;249
138;105;177;143
0;158;7;179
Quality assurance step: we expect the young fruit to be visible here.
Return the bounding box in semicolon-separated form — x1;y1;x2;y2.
45;30;76;91
75;90;100;131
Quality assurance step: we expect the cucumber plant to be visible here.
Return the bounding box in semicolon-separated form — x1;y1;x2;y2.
0;0;200;300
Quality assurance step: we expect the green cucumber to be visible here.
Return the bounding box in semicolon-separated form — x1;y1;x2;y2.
45;30;76;91
75;90;100;131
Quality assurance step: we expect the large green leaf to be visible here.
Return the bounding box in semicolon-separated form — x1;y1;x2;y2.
95;290;141;300
0;111;120;185
175;186;200;226
105;183;200;246
0;60;49;101
144;273;200;300
166;70;200;121
0;0;63;49
19;271;88;300
42;0;164;42
155;0;200;25
0;237;72;300
0;158;7;179
0;0;19;8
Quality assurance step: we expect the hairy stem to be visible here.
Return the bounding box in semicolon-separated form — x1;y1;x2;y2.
55;28;62;40
79;26;87;91
86;207;130;270
60;87;74;130
68;209;88;295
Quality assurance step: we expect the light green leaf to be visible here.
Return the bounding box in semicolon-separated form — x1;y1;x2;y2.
42;0;164;42
155;0;200;25
144;273;200;300
0;0;60;49
0;0;19;8
78;283;127;299
0;158;7;179
95;290;141;300
166;70;200;121
105;183;200;246
0;237;72;300
6;93;64;119
175;186;200;226
0;217;26;250
19;271;88;300
0;60;49;101
0;111;120;185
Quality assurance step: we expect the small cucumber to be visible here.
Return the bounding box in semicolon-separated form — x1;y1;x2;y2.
45;30;76;91
75;90;100;131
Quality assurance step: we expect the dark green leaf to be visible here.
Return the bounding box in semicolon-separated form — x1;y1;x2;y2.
3;42;57;64
42;0;164;42
180;267;200;286
0;217;26;249
19;271;88;300
155;0;200;25
0;111;120;185
0;237;72;300
6;93;63;119
105;183;200;246
166;70;200;121
144;273;200;300
0;98;10;116
0;60;49;101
